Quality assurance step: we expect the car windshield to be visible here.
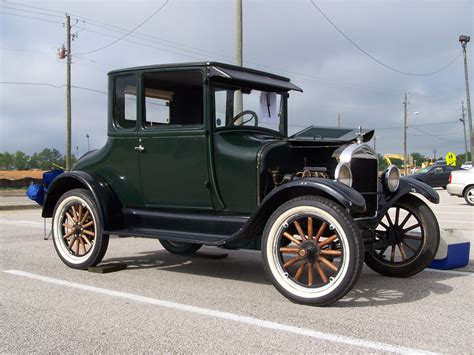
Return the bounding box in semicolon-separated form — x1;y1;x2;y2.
213;85;286;135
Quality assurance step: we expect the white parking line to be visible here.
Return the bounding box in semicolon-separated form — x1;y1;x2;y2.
0;220;44;226
425;269;474;277
3;270;436;355
437;219;474;224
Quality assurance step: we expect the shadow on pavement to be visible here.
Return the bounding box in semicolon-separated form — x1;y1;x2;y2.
103;248;458;307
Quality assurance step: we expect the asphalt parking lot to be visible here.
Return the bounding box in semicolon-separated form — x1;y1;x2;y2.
1;189;473;353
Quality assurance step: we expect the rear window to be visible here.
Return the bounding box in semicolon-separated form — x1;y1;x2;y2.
114;74;137;129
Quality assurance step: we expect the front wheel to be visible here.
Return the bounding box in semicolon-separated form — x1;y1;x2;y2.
52;189;109;269
365;194;440;277
464;186;474;206
262;196;364;306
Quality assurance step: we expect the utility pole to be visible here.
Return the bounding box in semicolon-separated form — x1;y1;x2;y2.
461;101;468;162
403;93;408;175
433;148;437;161
235;0;243;115
66;14;72;171
459;35;473;156
337;112;341;128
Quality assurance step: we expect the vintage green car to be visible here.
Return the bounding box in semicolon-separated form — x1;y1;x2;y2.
42;62;440;306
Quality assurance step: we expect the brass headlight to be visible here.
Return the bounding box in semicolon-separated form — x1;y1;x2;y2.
384;165;400;192
335;162;353;187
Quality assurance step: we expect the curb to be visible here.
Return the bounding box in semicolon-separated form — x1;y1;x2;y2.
0;204;41;211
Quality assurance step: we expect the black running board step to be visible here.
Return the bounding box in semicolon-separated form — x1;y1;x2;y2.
105;228;231;246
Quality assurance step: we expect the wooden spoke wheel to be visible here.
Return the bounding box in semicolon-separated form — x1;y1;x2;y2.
365;194;440;278
52;189;109;269
262;196;364;306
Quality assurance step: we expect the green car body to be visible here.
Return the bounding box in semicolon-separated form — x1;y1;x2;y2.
42;62;441;305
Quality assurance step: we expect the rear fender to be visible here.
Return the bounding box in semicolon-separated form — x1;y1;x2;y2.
42;171;122;230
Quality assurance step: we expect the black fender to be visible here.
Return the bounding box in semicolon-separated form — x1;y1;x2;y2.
226;178;366;245
374;177;439;226
42;171;123;230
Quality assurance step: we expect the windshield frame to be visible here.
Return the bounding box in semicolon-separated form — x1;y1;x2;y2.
211;79;289;137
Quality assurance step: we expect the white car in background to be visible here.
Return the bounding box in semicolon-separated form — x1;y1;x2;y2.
461;161;472;169
447;168;474;205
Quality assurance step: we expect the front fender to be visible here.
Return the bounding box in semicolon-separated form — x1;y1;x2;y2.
374;177;439;226
225;178;366;246
42;171;123;230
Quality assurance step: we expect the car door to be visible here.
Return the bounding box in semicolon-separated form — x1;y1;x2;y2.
430;166;445;187
137;69;213;209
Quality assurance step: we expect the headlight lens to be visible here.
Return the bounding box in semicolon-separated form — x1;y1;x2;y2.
335;162;353;187
385;165;400;192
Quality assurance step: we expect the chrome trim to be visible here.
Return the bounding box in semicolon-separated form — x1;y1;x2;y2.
384;165;400;192
338;143;377;163
334;162;353;187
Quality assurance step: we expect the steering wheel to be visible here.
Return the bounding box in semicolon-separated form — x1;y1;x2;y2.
230;110;259;126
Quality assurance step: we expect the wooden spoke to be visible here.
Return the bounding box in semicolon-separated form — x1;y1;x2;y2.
307;263;314;286
403;223;421;233
82;220;94;229
319;256;338;272
283;232;301;245
399;212;412;228
395;207;400;225
315;261;328;283
378;246;388;256
81;235;92;246
318;234;337;248
65;212;74;224
80;210;90;225
379;221;390;230
293;221;306;240
385;213;393;227
307;217;313;239
63;230;75;239
283;256;301;268
75;238;80;255
401;240;417;253
78;205;83;224
279;247;301;254
294;263;305;281
314;222;327;242
404;234;422;241
390;245;395;262
62;223;74;228
78;238;85;255
398;243;407;260
83;229;95;237
68;237;76;249
320;249;342;257
71;205;78;222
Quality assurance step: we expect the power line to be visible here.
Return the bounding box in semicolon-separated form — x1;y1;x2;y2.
0;11;62;24
410;126;460;142
0;4;63;18
76;0;170;55
5;0;65;14
0;81;107;94
309;0;462;77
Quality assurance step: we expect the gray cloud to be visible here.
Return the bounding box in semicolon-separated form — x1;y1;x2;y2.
1;0;472;160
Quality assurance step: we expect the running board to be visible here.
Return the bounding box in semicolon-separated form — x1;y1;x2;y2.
105;208;250;246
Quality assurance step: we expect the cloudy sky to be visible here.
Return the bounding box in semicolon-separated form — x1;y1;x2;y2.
0;0;472;160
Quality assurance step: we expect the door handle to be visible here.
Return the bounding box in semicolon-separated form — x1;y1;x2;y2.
134;144;145;152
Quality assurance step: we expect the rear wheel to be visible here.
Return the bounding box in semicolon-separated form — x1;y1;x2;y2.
464;186;474;206
52;189;109;269
365;194;439;277
159;239;202;255
262;196;363;306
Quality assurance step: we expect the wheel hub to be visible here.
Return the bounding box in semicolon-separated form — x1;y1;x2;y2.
299;241;319;263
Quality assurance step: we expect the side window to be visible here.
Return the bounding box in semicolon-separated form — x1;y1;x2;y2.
114;75;137;129
143;71;203;128
433;167;443;174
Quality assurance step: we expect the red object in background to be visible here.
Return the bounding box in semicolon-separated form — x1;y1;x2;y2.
448;174;452;184
57;46;67;59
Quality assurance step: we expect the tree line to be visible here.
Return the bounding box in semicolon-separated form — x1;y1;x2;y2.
0;149;77;170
